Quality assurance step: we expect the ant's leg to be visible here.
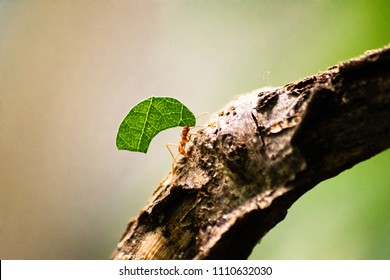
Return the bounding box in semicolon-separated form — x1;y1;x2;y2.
166;143;178;161
196;112;208;120
187;112;208;139
187;131;204;142
166;143;179;174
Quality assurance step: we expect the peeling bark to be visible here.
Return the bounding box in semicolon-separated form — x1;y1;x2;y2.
111;45;390;260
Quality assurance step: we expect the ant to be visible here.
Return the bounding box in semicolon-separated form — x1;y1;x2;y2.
166;126;196;173
178;125;191;157
166;125;189;155
166;113;207;173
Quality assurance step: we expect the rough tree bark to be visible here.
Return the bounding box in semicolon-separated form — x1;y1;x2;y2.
111;45;390;260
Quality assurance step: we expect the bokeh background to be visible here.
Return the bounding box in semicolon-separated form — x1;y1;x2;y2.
1;0;389;259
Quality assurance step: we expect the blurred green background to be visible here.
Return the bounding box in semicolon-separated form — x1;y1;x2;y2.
1;0;389;259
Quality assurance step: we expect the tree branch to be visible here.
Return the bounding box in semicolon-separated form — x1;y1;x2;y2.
111;45;390;260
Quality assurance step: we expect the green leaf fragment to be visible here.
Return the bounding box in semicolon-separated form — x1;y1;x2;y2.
116;96;196;153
